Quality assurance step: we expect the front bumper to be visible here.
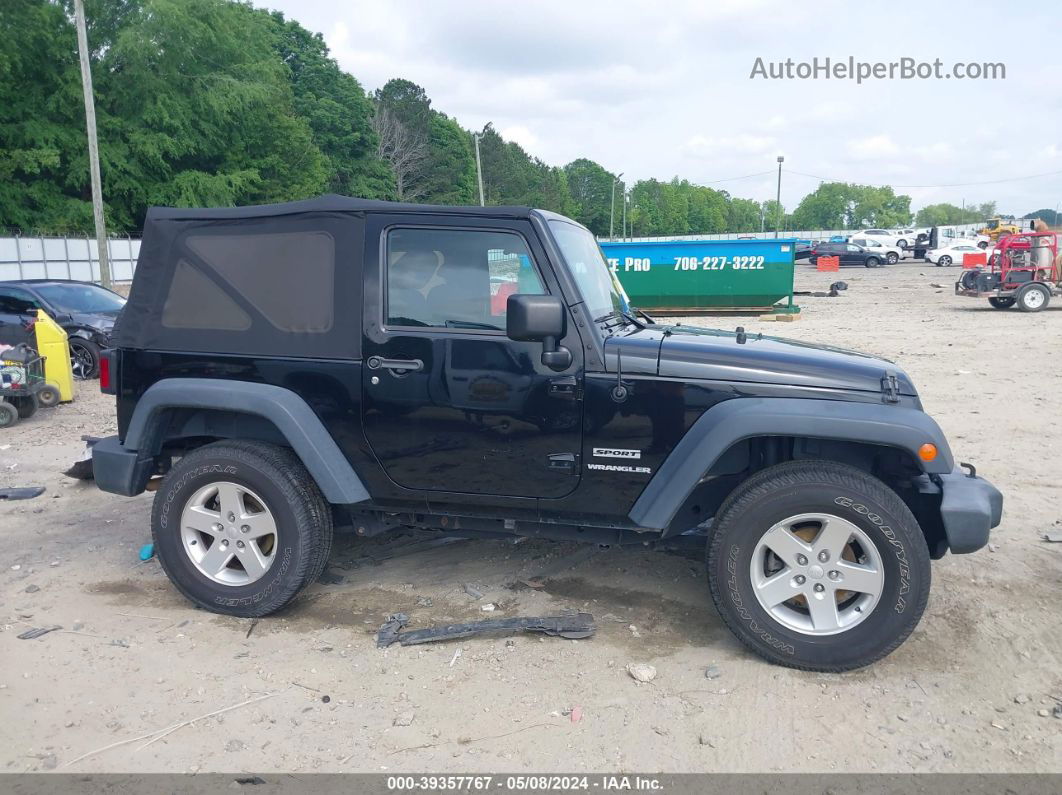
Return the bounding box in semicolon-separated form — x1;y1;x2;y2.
937;465;1003;554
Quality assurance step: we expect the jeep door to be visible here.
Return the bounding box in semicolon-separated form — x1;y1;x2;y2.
360;216;585;499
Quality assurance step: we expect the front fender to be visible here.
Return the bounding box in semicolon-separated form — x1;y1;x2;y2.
628;397;955;531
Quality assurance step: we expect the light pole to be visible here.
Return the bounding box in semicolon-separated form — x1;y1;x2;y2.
609;172;624;241
774;155;784;239
622;189;629;241
473;133;485;207
73;0;111;288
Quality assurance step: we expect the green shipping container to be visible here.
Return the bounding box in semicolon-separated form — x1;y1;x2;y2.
598;238;797;314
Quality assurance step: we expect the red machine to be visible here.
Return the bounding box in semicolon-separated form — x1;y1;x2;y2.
955;232;1061;312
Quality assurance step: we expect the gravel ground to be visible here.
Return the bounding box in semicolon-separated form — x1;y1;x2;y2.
1;259;1060;774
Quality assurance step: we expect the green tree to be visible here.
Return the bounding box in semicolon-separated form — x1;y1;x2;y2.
914;202;986;226
474;124;574;215
1024;208;1059;226
264;9;391;199
791;182;911;230
564;158;616;236
727;197;764;233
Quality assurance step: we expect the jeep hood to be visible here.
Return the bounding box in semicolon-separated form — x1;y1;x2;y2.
604;325;917;396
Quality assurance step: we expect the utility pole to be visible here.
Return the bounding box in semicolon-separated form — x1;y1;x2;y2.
622;188;628;241
74;0;111;288
774;155;784;239
473;133;485;207
609;173;623;241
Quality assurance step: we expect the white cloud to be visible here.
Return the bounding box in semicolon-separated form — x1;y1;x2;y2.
846;135;900;160
261;0;1062;213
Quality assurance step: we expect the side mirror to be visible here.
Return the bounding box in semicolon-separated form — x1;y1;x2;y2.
506;294;572;371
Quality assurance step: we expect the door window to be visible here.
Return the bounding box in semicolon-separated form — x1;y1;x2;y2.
0;287;40;314
385;228;545;331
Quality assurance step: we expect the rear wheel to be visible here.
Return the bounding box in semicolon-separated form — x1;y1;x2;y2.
937;256;952;267
1016;283;1050;313
69;339;100;379
706;460;931;671
151;440;333;617
988;297;1015;309
886;252;899;265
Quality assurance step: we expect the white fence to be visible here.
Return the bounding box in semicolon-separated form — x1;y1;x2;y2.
0;235;140;283
607;224;983;244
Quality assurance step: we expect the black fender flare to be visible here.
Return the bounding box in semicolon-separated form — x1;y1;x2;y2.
123;377;370;504
628;397;955;531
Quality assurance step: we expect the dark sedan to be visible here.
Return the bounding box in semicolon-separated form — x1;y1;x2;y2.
0;279;125;378
808;242;885;268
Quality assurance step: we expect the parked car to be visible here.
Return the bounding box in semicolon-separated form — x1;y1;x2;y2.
926;242;985;267
858;229;906;249
0;279;125;378
89;195;1002;672
848;236;905;264
890;229;922;249
809;242;886;268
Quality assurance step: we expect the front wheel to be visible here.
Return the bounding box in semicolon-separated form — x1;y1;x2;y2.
69;338;101;379
864;257;881;268
886;252;899;264
151;440;333;617
706;460;931;671
937;256;952;267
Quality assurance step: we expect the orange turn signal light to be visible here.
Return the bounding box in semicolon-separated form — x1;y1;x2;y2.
918;443;938;462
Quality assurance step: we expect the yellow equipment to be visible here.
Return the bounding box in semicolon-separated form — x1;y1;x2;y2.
978;218;1021;241
33;309;75;403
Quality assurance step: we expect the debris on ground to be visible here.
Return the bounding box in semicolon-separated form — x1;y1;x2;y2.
462;583;484;599
393;710;415;727
1042;530;1062;543
138;543;155;562
704;663;721;680
376;613;595;648
930;283;945;288
569;706;583;723
480;603;497;612
18;625;61;640
626;663;657;683
24;584;40;593
0;486;45;501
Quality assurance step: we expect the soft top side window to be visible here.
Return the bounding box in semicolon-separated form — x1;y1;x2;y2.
385;227;545;331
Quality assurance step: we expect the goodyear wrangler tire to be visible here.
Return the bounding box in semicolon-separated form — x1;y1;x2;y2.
151;440;333;618
706;460;931;671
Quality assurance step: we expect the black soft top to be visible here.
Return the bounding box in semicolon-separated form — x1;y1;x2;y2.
144;194;534;221
115;195;536;360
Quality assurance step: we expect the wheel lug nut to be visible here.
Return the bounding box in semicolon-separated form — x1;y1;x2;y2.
796;554;808;566
240;525;250;533
227;513;235;522
828;570;840;581
813;583;825;593
213;523;222;532
221;539;229;547
818;550;829;562
237;540;245;549
794;575;806;585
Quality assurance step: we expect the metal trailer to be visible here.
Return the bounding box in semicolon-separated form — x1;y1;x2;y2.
598;238;799;315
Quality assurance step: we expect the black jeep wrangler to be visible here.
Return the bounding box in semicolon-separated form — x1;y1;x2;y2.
92;195;1002;671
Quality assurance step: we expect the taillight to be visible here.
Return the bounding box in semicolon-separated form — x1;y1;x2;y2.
99;350;115;394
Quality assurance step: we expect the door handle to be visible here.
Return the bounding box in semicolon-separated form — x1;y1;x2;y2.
367;356;424;373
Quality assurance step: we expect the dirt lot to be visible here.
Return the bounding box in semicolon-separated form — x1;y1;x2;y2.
1;260;1060;774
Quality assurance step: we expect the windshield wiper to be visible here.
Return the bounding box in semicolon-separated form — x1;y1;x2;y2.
594;308;645;331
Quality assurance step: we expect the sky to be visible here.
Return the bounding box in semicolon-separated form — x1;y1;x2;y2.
261;0;1062;216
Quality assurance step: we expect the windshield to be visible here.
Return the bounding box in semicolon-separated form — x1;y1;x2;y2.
34;283;126;314
548;220;631;320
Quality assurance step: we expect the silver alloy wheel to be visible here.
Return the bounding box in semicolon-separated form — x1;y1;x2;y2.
180;481;278;586
69;342;93;379
749;512;884;636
